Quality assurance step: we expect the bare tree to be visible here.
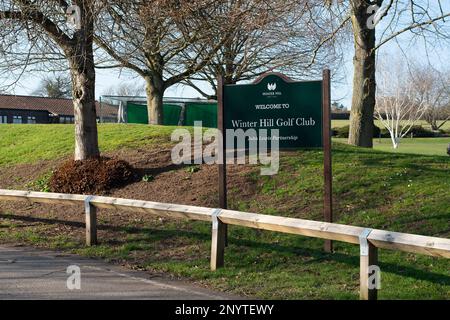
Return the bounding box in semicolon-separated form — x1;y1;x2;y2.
101;82;145;118
352;0;450;147
183;0;345;99
411;64;450;131
375;64;428;148
316;1;450;147
32;74;72;98
94;0;228;125
0;0;101;160
102;83;145;99
100;82;145;123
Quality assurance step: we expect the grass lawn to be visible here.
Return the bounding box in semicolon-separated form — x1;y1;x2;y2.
0;124;449;299
334;137;450;157
332;119;450;131
373;138;450;156
0;124;178;166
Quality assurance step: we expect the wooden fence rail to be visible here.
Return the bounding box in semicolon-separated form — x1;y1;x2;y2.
0;189;449;300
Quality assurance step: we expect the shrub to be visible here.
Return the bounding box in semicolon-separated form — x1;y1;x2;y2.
376;125;435;138
408;126;435;137
379;128;391;138
332;125;349;138
332;125;381;138
440;129;450;137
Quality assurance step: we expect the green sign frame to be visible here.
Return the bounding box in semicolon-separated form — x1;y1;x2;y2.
223;73;323;148
216;71;333;253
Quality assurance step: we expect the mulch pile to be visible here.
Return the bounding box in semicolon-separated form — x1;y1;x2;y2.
49;157;137;194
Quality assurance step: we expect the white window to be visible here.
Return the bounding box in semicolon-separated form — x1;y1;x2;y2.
13;116;22;124
27;116;36;124
60;116;74;124
0;116;7;124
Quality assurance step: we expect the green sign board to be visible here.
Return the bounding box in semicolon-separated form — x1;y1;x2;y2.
223;73;323;148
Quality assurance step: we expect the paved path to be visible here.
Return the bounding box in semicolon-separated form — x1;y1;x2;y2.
0;245;239;300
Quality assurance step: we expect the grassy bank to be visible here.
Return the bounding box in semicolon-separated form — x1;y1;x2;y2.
0;124;449;299
0;124;177;166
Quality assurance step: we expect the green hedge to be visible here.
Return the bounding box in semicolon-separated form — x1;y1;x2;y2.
408;125;437;137
332;125;381;138
380;126;436;138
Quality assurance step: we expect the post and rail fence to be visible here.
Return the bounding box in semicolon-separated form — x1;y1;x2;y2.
0;189;449;300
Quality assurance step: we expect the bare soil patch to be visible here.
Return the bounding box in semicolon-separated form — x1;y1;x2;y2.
0;146;260;279
0;145;259;229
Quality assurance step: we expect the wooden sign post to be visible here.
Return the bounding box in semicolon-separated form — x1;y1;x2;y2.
217;76;227;210
216;70;334;264
322;69;333;252
217;76;228;246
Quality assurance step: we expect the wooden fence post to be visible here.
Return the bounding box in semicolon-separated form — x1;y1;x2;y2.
85;195;97;246
359;228;378;300
211;209;226;271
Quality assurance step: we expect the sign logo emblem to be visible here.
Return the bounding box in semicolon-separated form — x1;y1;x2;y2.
267;83;277;91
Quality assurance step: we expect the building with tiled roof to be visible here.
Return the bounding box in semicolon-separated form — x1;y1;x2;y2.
0;94;118;124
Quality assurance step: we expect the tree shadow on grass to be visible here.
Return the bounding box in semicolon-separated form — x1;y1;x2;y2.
1;213;448;287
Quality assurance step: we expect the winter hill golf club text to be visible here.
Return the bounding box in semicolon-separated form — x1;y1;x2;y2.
231;117;316;128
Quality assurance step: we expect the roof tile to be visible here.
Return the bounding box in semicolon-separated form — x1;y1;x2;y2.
0;94;117;118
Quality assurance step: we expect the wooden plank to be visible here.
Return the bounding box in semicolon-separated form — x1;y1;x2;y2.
1;189;449;258
219;210;364;244
219;210;450;258
88;196;214;222
0;190;86;205
0;190;213;222
368;230;450;258
322;69;333;253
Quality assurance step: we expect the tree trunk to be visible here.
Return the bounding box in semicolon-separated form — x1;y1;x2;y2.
391;135;399;149
145;75;165;125
68;2;100;161
430;120;438;131
71;66;99;160
348;0;377;148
